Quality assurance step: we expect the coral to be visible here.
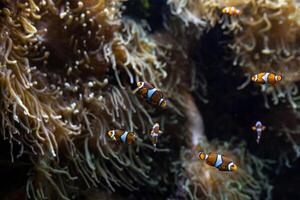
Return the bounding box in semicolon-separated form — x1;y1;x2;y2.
176;139;273;200
225;0;300;160
104;17;167;87
168;0;300;163
0;0;294;199
226;1;300;119
166;93;272;200
0;0;185;199
171;0;300;109
168;0;212;28
168;0;300;104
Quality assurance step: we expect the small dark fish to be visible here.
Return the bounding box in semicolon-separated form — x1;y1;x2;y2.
150;123;162;151
252;121;266;144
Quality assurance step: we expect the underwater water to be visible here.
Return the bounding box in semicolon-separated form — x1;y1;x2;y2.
0;0;300;199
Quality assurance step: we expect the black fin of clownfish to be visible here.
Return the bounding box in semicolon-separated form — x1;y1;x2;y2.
194;144;203;152
149;83;155;88
132;87;140;94
143;82;156;89
158;90;165;99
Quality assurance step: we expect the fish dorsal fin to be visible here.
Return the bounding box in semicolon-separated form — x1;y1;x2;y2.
194;144;203;152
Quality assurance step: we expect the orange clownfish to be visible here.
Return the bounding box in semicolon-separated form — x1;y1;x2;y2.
106;130;137;144
251;72;282;85
134;81;168;109
198;152;238;172
222;6;241;16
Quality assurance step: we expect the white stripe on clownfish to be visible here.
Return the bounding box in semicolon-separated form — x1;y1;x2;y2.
228;162;234;171
111;130;116;140
138;82;145;89
262;73;269;83
215;154;223;168
147;88;157;99
120;131;128;143
159;98;164;106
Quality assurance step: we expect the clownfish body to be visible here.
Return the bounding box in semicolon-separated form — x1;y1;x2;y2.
106;130;137;144
150;123;163;150
251;72;282;85
252;121;266;144
198;152;237;172
135;81;168;109
222;6;241;16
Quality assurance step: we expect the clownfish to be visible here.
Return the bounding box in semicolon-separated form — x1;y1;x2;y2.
150;123;163;150
106;130;137;144
134;81;168;109
198;152;238;172
252;121;266;144
251;72;282;85
222;6;241;16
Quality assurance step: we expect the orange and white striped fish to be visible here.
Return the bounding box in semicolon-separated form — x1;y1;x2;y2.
222;6;241;16
251;72;282;85
106;130;137;144
134;81;168;109
198;152;238;172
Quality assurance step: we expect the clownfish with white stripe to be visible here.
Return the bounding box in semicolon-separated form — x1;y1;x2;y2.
134;81;168;109
198;152;238;172
150;123;163;151
106;130;137;144
251;72;282;85
222;6;241;16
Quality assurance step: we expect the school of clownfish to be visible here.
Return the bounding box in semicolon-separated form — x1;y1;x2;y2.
105;7;283;173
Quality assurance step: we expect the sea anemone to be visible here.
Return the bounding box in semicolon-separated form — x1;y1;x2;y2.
0;0;192;199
